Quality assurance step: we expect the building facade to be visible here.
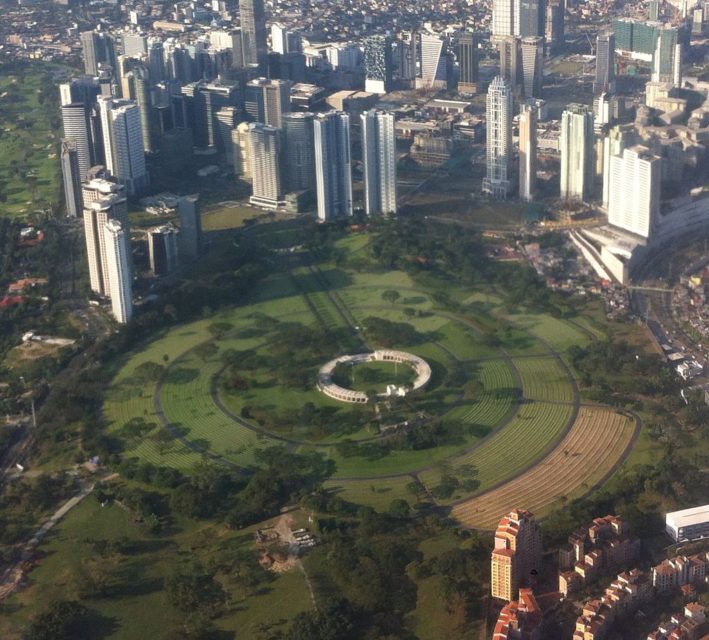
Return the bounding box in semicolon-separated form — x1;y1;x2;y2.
248;123;285;210
483;76;513;199
103;219;133;324
560;104;595;201
361;110;397;216
519;103;537;201
313;111;353;221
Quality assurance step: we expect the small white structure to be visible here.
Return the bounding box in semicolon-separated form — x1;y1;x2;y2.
317;350;431;404
677;360;703;380
666;504;709;543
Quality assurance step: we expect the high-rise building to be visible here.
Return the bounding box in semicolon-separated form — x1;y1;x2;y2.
215;106;239;158
270;23;302;54
594;32;615;96
210;28;245;69
417;33;449;90
98;96;149;196
545;0;565;53
282;112;315;193
652;30;681;86
59;76;101;107
648;0;660;20
148;224;179;276
147;40;166;83
313;112;353;221
517;0;546;38
103;219;133;324
177;196;202;259
560;104;595;201
245;78;292;128
80;30;116;76
118;60;153;152
493;0;516;37
61;102;104;178
457;32;479;94
232;122;252;179
181;80;239;149
364;36;393;94
483;76;513;199
607;145;661;239
83;183;129;296
490;510;543;602
361;110;397;216
602;124;636;207
61;140;83;217
122;32;148;59
518;103;537;201
239;0;268;71
248;123;285;210
520;36;544;98
499;36;522;92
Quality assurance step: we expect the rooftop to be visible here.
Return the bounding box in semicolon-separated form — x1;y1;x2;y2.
666;504;709;528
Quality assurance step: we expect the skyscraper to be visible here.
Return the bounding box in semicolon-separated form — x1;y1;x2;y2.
245;78;292;128
215;106;239;158
545;0;565;53
232;122;252;179
80;30;116;76
239;0;268;71
148;225;179;276
248;123;285;210
59;76;101;107
103;219;133;324
61;140;83;218
83;184;129;296
483;76;513;199
594;32;615;96
494;0;545;38
490;510;543;601
282;112;315;193
364;36;393;94
499;36;522;92
417;33;450;90
518;103;537;201
98;96;149;196
313;112;353;221
457;32;479;94
602;124;636;207
493;0;516;37
177;196;202;260
61;102;104;178
520;36;544;98
182;80;240;149
607;145;661;239
270;23;302;54
361;110;397;216
118;60;153;152
122;32;148;59
560;103;595;201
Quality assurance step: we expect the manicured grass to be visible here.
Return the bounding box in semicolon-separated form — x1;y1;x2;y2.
201;203;261;231
512;356;575;403
323;475;416;511
501;313;590;353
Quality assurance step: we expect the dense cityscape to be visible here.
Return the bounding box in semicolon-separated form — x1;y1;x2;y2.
0;0;707;636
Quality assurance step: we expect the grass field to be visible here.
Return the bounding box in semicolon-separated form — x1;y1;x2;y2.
0;64;65;218
104;229;638;513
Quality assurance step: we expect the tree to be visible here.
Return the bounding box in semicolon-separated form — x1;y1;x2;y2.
133;361;165;383
193;342;219;361
24;601;90;640
207;321;232;340
165;570;228;618
388;498;410;518
381;290;400;304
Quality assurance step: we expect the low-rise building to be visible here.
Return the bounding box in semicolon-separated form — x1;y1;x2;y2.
666;505;709;542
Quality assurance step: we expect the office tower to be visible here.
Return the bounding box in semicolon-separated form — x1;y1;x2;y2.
232;122;252;179
122;32;147;58
648;0;660;20
520;36;544;98
268;52;307;83
98;96;149;196
216;107;239;158
313;112;353;221
364;35;393;94
61;140;83;217
560;103;594;201
147;40;166;83
417;33;449;90
182;80;239;149
594;32;615;96
118;60;153;152
165;43;194;83
545;0;565;53
652;26;679;84
103;219;133;324
499;36;522;91
518;103;537;201
693;8;704;34
401;31;418;83
248;123;284;210
177;196;202;259
493;0;515;37
607;146;660;239
457;32;479;94
483;76;513;199
61;103;103;179
210;28;245;69
491;510;543;602
245;78;292;128
518;0;546;38
148;225;179;276
83;183;128;295
361;110;397;216
239;0;268;71
81;30;116;76
602;124;635;207
59;76;101;107
282;112;315;193
271;23;302;54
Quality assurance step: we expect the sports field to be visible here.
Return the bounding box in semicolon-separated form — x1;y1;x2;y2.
104;229;638;518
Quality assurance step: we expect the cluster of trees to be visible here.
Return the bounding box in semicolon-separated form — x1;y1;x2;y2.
361;316;425;348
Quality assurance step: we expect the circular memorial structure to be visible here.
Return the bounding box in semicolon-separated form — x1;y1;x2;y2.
317;349;432;404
